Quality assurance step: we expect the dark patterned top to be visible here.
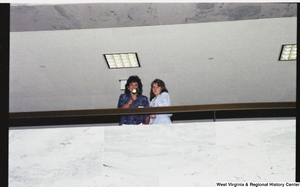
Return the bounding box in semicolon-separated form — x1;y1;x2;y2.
117;94;150;125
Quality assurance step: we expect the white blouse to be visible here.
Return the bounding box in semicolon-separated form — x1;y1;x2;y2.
149;92;172;124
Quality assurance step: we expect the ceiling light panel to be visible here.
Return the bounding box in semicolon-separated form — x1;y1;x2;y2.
104;53;140;69
279;44;297;61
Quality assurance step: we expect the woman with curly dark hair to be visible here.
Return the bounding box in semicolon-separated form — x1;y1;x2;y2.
149;79;172;124
117;75;150;125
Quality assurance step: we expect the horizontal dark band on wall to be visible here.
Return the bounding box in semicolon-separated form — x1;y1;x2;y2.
9;108;296;127
9;102;296;127
9;102;296;119
172;109;296;121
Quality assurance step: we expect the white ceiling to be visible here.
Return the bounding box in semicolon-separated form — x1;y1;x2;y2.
9;3;297;112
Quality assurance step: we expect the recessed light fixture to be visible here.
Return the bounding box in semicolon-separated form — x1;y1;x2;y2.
279;44;297;61
104;53;140;69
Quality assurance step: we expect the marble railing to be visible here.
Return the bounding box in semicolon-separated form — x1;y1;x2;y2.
9;119;296;186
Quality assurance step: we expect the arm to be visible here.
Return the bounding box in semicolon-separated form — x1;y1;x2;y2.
142;96;150;124
121;98;135;108
117;94;136;109
144;116;150;124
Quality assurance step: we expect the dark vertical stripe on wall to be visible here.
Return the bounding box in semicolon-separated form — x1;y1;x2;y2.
296;3;300;182
0;3;9;187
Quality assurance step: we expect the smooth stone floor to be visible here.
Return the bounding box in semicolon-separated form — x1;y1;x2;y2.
9;119;295;186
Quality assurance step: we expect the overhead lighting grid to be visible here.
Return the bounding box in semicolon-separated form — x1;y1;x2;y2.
104;53;140;69
279;44;297;61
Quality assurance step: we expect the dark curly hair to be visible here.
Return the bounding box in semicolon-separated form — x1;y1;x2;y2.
124;75;143;94
150;79;168;101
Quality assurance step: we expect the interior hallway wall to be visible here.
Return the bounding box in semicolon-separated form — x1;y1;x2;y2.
9;17;297;112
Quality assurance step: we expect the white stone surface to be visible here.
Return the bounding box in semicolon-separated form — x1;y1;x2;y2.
9;119;295;186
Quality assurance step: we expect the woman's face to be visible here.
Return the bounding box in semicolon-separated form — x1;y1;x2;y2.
127;82;139;93
152;83;162;97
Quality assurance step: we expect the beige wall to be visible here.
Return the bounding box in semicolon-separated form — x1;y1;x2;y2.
9;17;296;112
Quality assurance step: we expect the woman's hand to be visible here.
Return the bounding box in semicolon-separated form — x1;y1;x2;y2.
121;97;135;109
151;115;156;119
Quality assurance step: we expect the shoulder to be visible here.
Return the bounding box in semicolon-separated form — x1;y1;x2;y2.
140;95;149;100
138;95;149;102
160;92;170;97
119;94;130;99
